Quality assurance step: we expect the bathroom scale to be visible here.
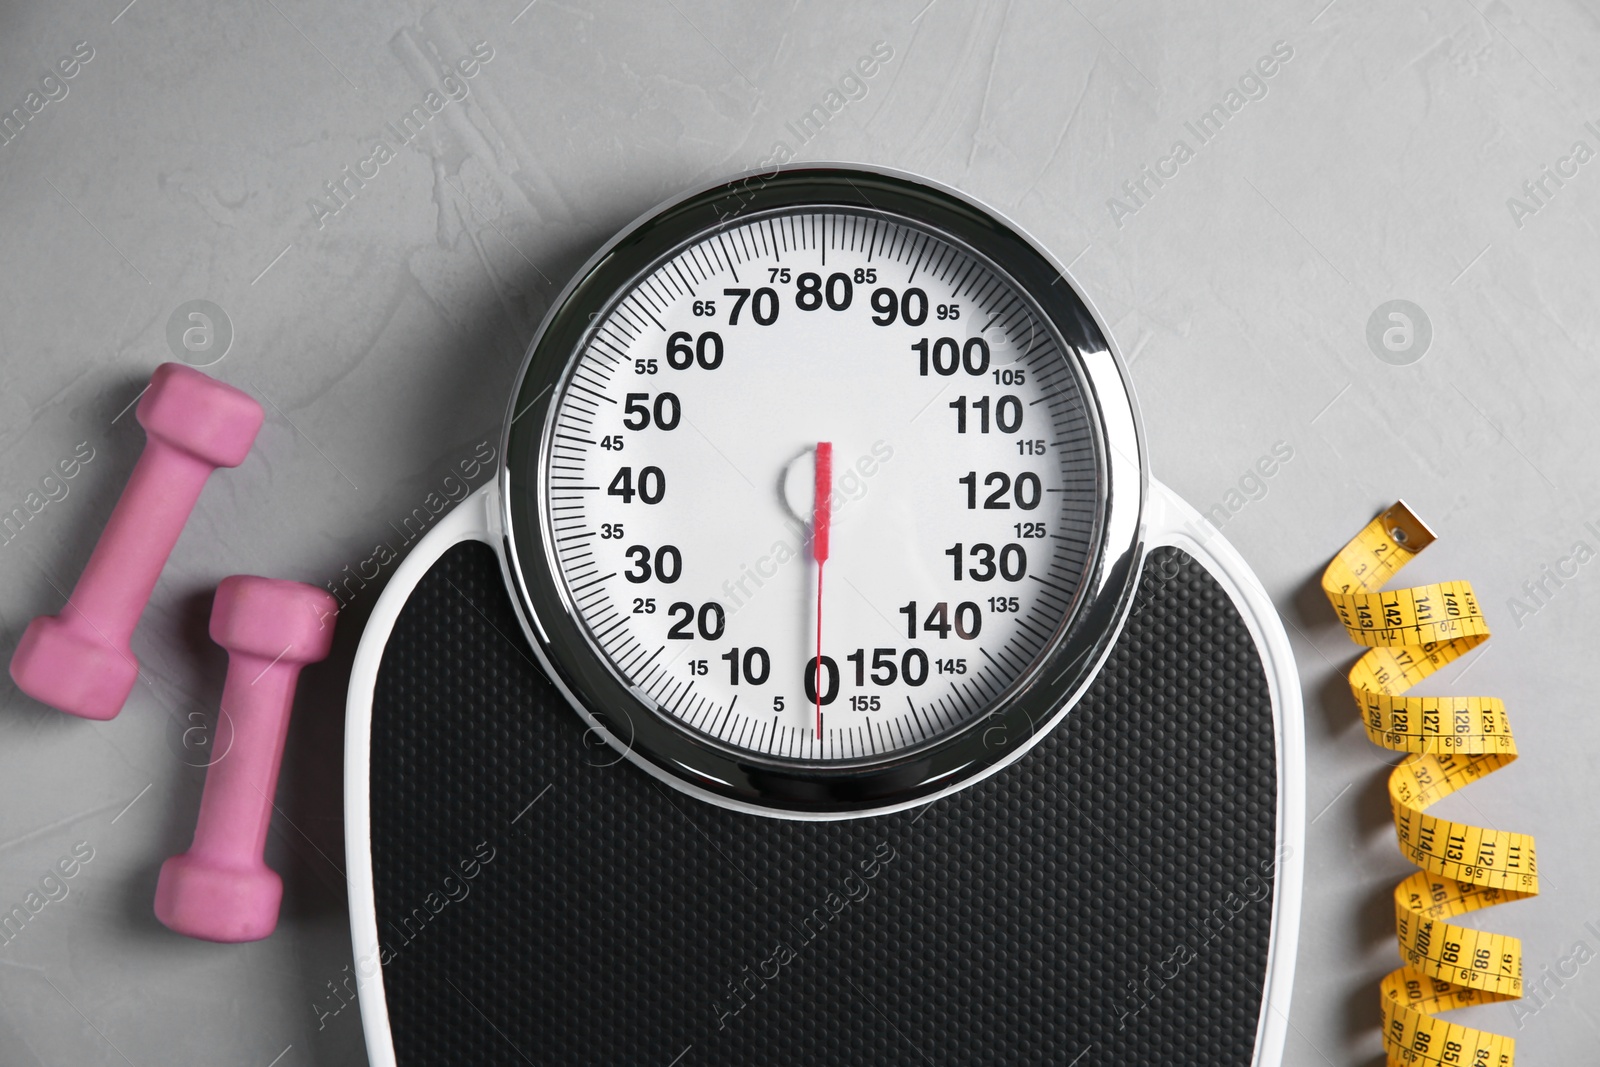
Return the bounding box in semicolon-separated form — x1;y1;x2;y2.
342;166;1305;1065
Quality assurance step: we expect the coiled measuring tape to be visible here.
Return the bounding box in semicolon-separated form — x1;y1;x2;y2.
1322;502;1538;1067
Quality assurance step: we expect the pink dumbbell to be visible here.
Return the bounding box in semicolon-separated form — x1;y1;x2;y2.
155;576;337;943
10;363;264;720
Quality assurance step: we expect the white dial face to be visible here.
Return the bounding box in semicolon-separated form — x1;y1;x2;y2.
541;208;1100;764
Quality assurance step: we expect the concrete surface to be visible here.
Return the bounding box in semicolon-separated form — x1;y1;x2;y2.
0;0;1595;1063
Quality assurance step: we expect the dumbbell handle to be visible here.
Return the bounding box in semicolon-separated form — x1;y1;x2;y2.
186;652;302;865
69;439;215;638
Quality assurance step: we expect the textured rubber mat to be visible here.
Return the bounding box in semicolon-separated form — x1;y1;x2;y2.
368;544;1278;1066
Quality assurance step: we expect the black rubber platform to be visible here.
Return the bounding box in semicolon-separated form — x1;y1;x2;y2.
368;544;1278;1066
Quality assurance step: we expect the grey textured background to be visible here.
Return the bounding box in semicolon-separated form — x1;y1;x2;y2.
0;1;1594;1064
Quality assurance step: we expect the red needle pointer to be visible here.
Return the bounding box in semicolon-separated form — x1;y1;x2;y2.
813;442;832;742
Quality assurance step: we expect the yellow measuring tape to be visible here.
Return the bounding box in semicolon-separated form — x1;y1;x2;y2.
1323;502;1537;1067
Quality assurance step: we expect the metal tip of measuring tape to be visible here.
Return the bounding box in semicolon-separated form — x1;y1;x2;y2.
1381;500;1436;552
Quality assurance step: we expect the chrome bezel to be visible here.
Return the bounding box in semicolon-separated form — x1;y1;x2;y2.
500;165;1146;816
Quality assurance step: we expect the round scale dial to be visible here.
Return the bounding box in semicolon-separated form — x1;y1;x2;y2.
504;168;1140;814
543;210;1097;762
